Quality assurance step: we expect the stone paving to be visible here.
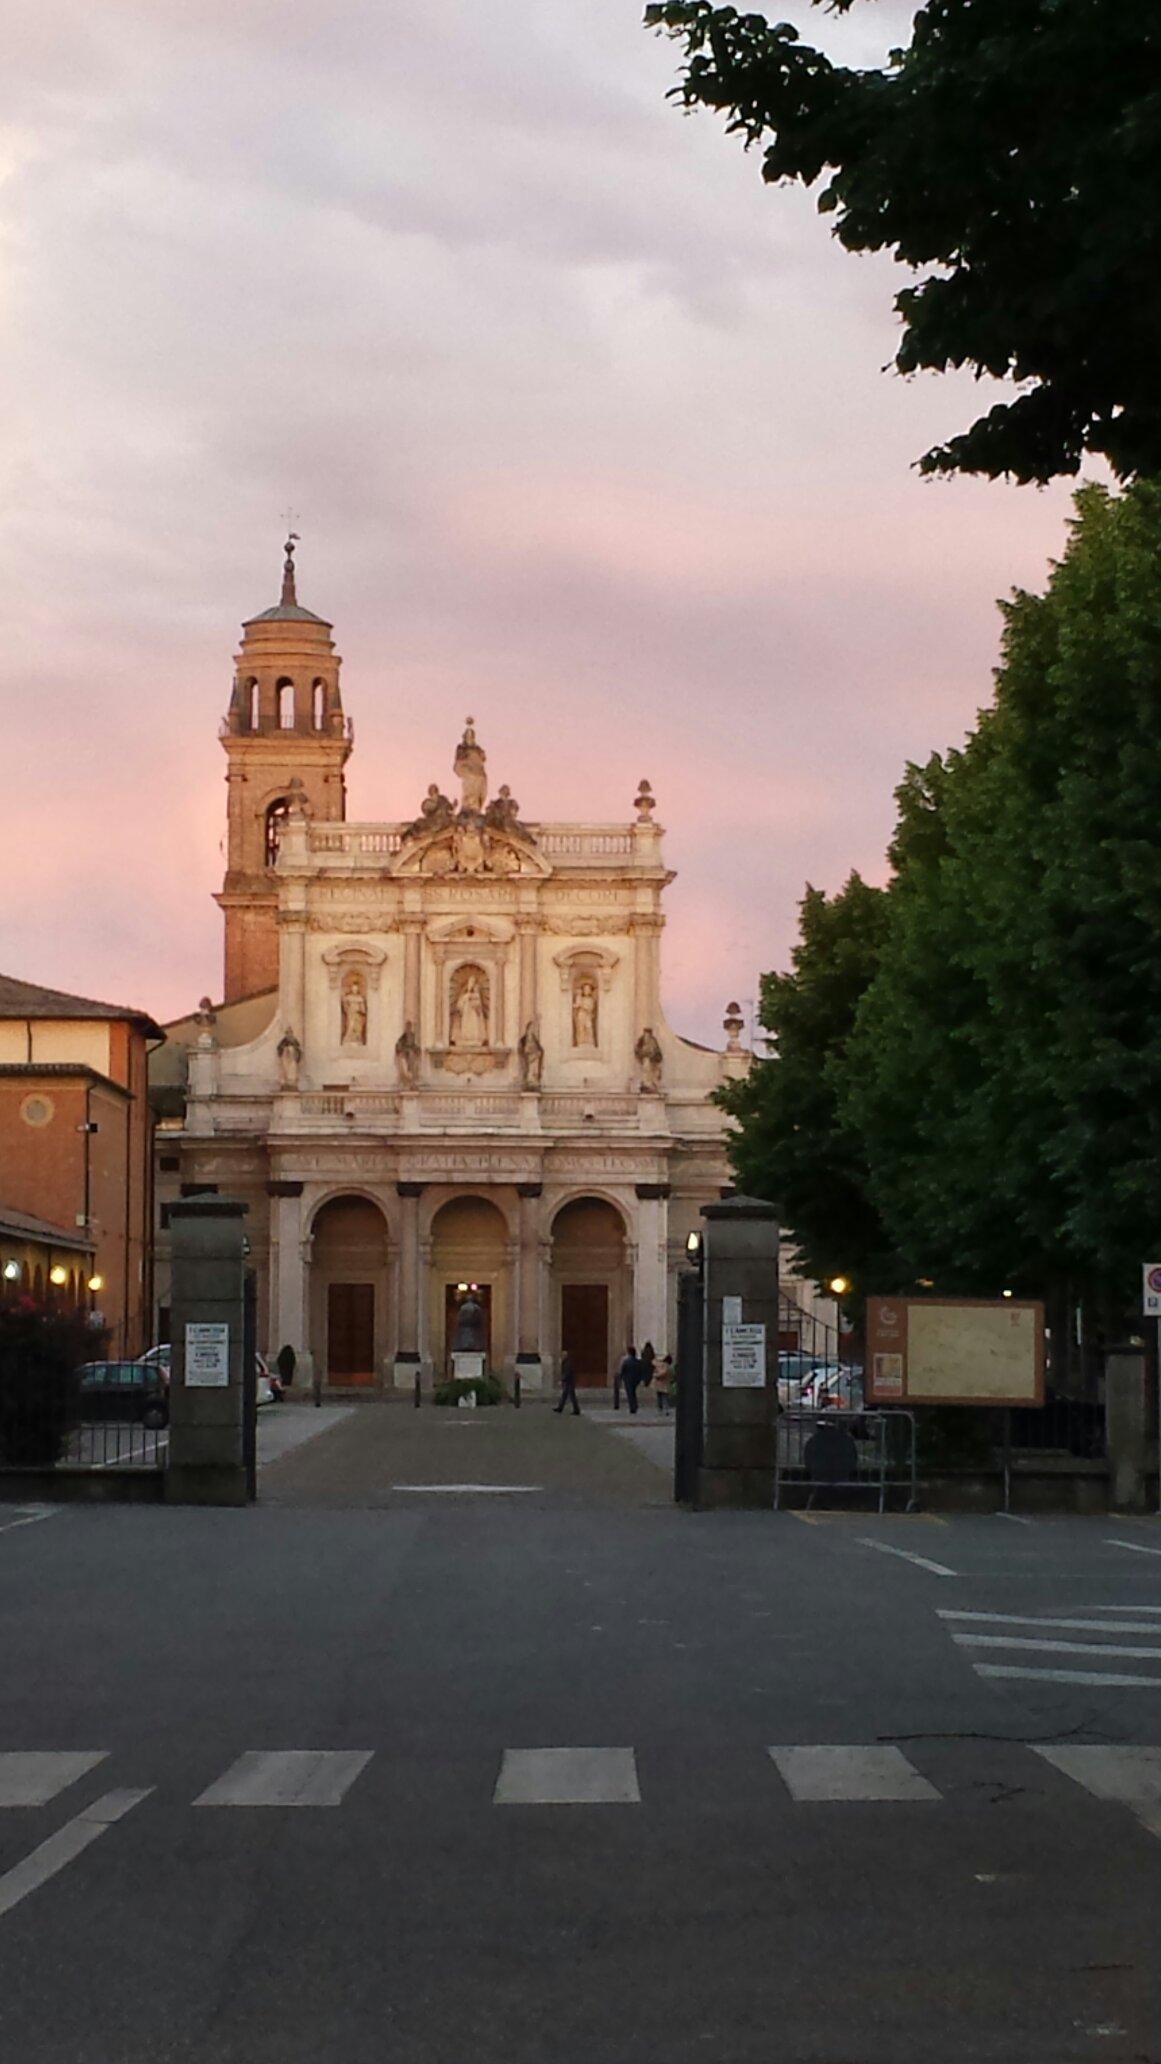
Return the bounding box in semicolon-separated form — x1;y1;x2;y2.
259;1391;674;1509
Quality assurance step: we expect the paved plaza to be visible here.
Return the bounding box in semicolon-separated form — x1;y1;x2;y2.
2;1402;1161;2061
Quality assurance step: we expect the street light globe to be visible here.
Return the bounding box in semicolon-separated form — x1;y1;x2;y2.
829;1276;850;1299
87;1275;104;1293
2;1260;19;1282
49;1265;68;1286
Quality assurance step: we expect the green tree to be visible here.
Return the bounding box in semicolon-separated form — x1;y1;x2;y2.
845;480;1161;1318
717;871;902;1296
645;1;1161;483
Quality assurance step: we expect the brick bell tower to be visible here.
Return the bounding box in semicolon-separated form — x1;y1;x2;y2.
215;535;352;1001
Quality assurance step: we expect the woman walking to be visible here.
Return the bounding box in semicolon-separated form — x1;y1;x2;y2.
653;1353;673;1413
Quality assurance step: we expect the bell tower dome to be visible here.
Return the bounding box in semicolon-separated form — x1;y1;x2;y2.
215;535;352;1001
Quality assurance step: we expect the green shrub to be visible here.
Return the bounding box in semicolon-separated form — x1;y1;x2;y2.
432;1374;505;1409
0;1301;92;1466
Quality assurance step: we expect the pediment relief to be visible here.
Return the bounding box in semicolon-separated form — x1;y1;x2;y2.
426;915;515;945
395;824;550;880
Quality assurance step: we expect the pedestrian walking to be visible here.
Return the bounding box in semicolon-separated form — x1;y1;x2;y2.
653;1353;673;1413
640;1341;656;1392
554;1349;581;1417
618;1344;643;1415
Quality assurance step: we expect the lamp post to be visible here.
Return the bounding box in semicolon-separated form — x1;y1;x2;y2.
829;1275;849;1360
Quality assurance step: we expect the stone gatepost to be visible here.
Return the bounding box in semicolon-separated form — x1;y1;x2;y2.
1105;1346;1150;1512
165;1197;253;1507
697;1194;779;1509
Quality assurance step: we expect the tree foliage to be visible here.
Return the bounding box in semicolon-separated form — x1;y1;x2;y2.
717;871;904;1293
725;481;1161;1318
645;0;1161;483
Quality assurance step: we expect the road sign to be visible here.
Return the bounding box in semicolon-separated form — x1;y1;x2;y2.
1142;1263;1161;1316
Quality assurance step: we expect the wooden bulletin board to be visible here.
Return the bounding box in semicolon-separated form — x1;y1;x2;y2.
865;1296;1045;1408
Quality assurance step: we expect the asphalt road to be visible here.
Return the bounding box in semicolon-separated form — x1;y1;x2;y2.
2;1402;1161;2063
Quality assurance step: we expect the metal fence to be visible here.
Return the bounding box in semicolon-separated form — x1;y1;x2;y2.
775;1408;919;1513
0;1356;167;1476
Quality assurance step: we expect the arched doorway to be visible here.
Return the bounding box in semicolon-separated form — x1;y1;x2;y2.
429;1197;510;1376
311;1195;390;1387
551;1198;630;1386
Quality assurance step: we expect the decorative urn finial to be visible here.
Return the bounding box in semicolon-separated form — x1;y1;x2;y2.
634;778;656;824
723;1001;745;1052
281;531;299;607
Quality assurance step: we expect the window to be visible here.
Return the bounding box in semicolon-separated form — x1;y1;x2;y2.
265;798;290;868
247;679;260;731
312;679;325;730
277;677;295;729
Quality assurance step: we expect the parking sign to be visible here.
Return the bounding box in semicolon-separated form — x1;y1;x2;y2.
1143;1263;1161;1316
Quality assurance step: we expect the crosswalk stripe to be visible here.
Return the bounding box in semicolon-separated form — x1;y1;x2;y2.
1105;1538;1161;1558
1034;1746;1161;1836
0;1789;151;1921
0;1753;108;1807
194;1751;373;1808
954;1633;1161;1661
768;1746;938;1802
940;1609;1161;1636
974;1663;1161;1688
856;1539;956;1577
494;1748;640;1805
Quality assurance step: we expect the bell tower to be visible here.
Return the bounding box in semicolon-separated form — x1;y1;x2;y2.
215;536;352;1001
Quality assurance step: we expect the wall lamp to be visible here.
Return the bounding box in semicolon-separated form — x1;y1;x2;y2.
87;1275;104;1294
685;1231;703;1272
2;1260;19;1282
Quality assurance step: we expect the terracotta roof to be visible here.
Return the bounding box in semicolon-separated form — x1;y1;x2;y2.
0;1205;95;1252
0;974;163;1037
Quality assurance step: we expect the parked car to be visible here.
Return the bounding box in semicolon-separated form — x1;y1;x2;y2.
79;1361;169;1428
777;1351;833;1409
799;1363;865;1412
137;1344;280;1399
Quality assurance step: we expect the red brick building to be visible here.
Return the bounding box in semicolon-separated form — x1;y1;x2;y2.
0;976;162;1353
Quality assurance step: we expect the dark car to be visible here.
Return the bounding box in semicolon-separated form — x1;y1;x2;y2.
78;1361;169;1429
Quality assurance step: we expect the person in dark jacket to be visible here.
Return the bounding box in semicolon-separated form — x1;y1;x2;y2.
554;1350;581;1416
618;1346;644;1415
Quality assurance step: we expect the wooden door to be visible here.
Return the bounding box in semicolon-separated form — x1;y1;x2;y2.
327;1283;375;1385
561;1283;609;1385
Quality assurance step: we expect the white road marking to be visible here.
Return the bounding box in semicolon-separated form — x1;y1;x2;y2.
390;1484;542;1494
856;1538;956;1577
940;1610;1161;1637
1106;1538;1161;1558
954;1633;1161;1661
494;1748;640;1805
1102;1606;1161;1614
975;1663;1161;1688
0;1788;151;1921
994;1513;1034;1525
0;1507;57;1535
0;1753;108;1807
1035;1746;1161;1838
769;1746;938;1803
194;1750;373;1808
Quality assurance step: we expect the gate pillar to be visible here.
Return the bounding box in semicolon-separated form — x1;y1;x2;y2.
697;1194;779;1508
165;1197;254;1507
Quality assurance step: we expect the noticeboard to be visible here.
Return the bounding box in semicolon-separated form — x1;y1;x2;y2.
864;1297;1044;1408
722;1321;766;1389
184;1321;231;1389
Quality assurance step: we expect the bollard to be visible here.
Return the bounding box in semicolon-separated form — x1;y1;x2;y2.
514;1374;521;1410
414;1373;421;1409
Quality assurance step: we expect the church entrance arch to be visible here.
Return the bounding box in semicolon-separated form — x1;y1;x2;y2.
429;1196;510;1376
551;1197;630;1386
310;1194;390;1387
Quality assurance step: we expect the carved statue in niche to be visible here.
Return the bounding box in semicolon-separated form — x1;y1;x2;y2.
449;965;488;1048
635;1025;663;1093
518;1019;544;1090
454;718;488;814
340;970;368;1046
276;1028;302;1090
395;1020;420;1088
572;975;599;1049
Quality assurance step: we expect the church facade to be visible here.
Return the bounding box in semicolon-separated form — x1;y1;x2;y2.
153;543;748;1389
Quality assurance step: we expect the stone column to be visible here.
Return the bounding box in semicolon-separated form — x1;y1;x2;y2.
1106;1347;1149;1511
633;1184;670;1356
270;1184;307;1373
393;1182;424;1389
166;1197;251;1507
517;920;539;1037
631;914;663;1032
278;918;307;1044
401;919;423;1039
697;1194;779;1509
515;1183;544;1390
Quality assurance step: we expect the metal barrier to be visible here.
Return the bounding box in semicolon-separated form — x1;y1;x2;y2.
774;1408;918;1513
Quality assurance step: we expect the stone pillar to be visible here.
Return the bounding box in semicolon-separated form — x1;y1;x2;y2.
166;1197;251;1507
633;1184;669;1356
393;1182;424;1388
269;1184;308;1383
401;919;423;1039
515;1183;544;1389
278;919;307;1042
631;914;663;1031
517;921;539;1037
697;1194;779;1509
1106;1347;1150;1511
